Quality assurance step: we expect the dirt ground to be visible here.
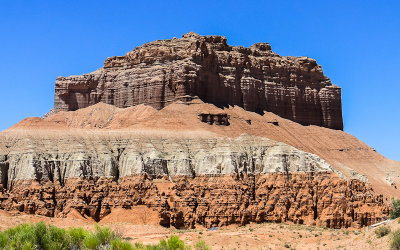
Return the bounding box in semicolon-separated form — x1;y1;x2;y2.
0;210;398;250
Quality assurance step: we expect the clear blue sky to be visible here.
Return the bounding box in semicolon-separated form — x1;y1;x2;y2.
0;1;399;160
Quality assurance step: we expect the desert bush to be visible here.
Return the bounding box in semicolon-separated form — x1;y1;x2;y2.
43;225;71;250
391;229;400;250
0;233;7;248
68;227;88;247
194;240;210;250
110;238;134;250
83;233;101;249
94;224;116;245
142;235;195;250
133;242;146;248
0;223;134;250
156;235;189;250
391;198;400;219
0;224;205;250
0;223;40;249
375;225;391;238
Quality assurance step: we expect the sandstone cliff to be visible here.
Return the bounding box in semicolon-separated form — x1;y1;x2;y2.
2;33;398;229
1;100;397;228
10;100;400;198
0;131;388;228
54;32;343;130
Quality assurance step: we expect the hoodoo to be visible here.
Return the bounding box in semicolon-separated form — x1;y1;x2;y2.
54;32;343;130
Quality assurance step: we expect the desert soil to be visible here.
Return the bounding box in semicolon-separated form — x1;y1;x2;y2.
0;210;397;250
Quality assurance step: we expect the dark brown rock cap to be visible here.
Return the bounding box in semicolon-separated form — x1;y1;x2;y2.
54;32;343;130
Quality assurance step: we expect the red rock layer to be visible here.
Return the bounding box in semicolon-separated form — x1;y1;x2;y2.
0;173;388;229
54;32;343;130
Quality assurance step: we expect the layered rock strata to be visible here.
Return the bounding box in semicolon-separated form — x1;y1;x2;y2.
8;101;400;198
0;174;388;229
0;133;335;185
0;132;388;228
54;32;343;130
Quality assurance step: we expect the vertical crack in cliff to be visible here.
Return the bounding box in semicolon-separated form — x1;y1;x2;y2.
107;140;126;182
56;161;66;187
312;188;318;220
79;160;93;179
94;199;102;222
0;155;9;190
33;160;44;184
51;186;57;214
251;160;256;201
44;161;55;183
282;154;291;181
161;70;167;109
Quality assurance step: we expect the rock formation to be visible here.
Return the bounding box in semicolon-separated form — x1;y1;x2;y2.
54;32;343;130
0;132;388;229
1;33;398;230
7;100;400;198
0;174;388;229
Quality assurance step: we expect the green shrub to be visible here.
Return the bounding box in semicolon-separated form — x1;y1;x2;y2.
0;223;72;250
111;238;134;250
4;224;37;249
143;236;192;250
167;235;186;249
134;241;145;248
194;240;210;250
0;232;7;248
0;223;197;250
68;227;88;247
391;198;400;219
391;229;400;250
42;225;70;250
21;241;35;250
34;222;47;246
94;223;116;245
83;234;101;249
375;225;391;238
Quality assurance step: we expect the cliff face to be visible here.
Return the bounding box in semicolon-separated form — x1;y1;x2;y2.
9;101;400;198
0;175;388;229
0;133;335;185
0;132;388;229
54;32;343;130
3;33;397;229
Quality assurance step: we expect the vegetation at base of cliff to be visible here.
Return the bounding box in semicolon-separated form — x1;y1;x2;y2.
0;222;208;250
375;225;391;238
390;198;400;219
391;229;400;250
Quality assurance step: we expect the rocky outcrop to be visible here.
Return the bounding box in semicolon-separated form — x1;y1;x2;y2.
8;101;400;198
198;113;230;125
54;32;343;130
0;133;336;184
0;132;389;228
0;174;388;229
2;31;396;230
